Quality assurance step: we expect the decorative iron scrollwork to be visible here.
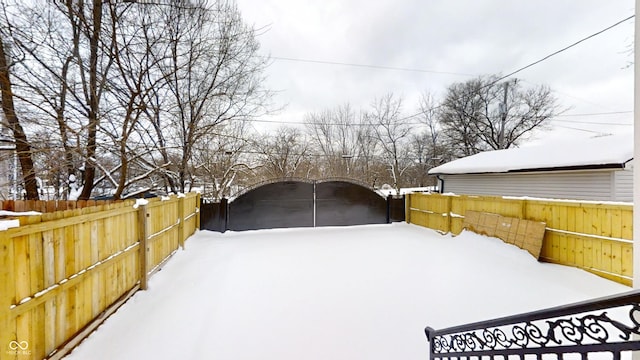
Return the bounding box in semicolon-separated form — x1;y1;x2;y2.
432;304;640;354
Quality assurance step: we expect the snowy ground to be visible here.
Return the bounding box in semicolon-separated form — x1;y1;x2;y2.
64;223;630;360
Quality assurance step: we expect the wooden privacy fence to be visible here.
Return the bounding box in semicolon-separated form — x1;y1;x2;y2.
406;193;633;286
0;193;200;360
1;200;123;213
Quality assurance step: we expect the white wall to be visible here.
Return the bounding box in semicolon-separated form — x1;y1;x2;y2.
440;169;632;202
634;0;640;288
613;168;633;202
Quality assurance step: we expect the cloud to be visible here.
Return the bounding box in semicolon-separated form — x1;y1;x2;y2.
237;0;634;139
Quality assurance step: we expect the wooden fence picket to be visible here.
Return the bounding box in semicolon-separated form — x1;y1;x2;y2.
0;193;200;359
406;193;633;286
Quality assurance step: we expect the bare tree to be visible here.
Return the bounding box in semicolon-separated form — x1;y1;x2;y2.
406;132;432;187
439;76;558;156
305;104;362;178
158;1;271;192
405;92;453;186
99;1;176;199
255;126;310;179
417;92;441;157
438;78;486;157
0;35;38;199
66;0;111;199
1;1;78;198
191;120;257;200
1;0;271;199
2;0;116;199
352;115;380;186
365;93;412;191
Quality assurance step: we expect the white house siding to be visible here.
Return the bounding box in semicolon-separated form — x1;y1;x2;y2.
612;168;633;202
439;169;630;202
0;127;14;199
0;149;14;199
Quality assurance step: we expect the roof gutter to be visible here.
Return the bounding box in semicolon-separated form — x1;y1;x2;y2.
436;175;444;193
430;161;630;176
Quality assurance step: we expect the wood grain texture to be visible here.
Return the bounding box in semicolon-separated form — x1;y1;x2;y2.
0;193;199;359
406;193;633;286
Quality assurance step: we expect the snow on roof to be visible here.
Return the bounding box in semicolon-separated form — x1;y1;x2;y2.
429;133;633;175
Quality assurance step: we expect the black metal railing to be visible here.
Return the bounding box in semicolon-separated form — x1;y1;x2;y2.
425;289;640;360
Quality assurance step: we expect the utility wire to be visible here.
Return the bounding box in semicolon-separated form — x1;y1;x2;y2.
270;56;476;77
241;110;633;127
553;125;613;134
555;110;632;117
550;111;633;126
339;14;636;125
491;14;634;84
258;15;635;130
550;119;632;126
271;15;633;88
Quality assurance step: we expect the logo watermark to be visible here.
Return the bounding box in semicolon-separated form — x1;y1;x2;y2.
7;340;31;356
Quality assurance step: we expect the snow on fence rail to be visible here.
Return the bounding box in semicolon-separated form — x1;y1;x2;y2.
0;193;200;360
406;193;633;286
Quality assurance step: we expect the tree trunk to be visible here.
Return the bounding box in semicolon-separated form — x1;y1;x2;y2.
0;37;39;200
79;0;102;200
56;56;76;199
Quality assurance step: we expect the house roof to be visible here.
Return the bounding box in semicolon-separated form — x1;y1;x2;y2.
428;132;633;175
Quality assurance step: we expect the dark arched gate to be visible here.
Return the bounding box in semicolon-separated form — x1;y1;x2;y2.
201;180;395;232
229;181;315;231
315;180;388;227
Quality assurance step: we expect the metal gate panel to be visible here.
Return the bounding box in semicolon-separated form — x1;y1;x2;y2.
214;180;392;232
228;181;314;231
200;198;228;232
315;181;387;227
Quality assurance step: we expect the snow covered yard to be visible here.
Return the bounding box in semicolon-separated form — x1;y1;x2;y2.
64;223;629;360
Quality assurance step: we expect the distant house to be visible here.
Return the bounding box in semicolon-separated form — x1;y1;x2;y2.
0;126;15;199
428;133;633;202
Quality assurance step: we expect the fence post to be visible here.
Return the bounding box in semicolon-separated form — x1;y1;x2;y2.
221;197;229;232
0;231;16;353
386;195;391;224
178;196;185;249
520;198;528;219
195;192;201;230
405;194;412;224
137;204;149;291
445;195;453;233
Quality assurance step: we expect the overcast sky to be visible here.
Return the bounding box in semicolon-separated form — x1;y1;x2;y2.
234;0;634;145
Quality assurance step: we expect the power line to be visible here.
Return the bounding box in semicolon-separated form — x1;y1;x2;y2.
550;119;632;126
248;16;636;130
555;110;632;117
491;14;635;84
550;111;633;126
261;15;635;129
521;79;626;112
240;109;633;127
269;56;476;77
270;15;633;90
552;125;613;134
373;15;637;124
242;117;425;127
